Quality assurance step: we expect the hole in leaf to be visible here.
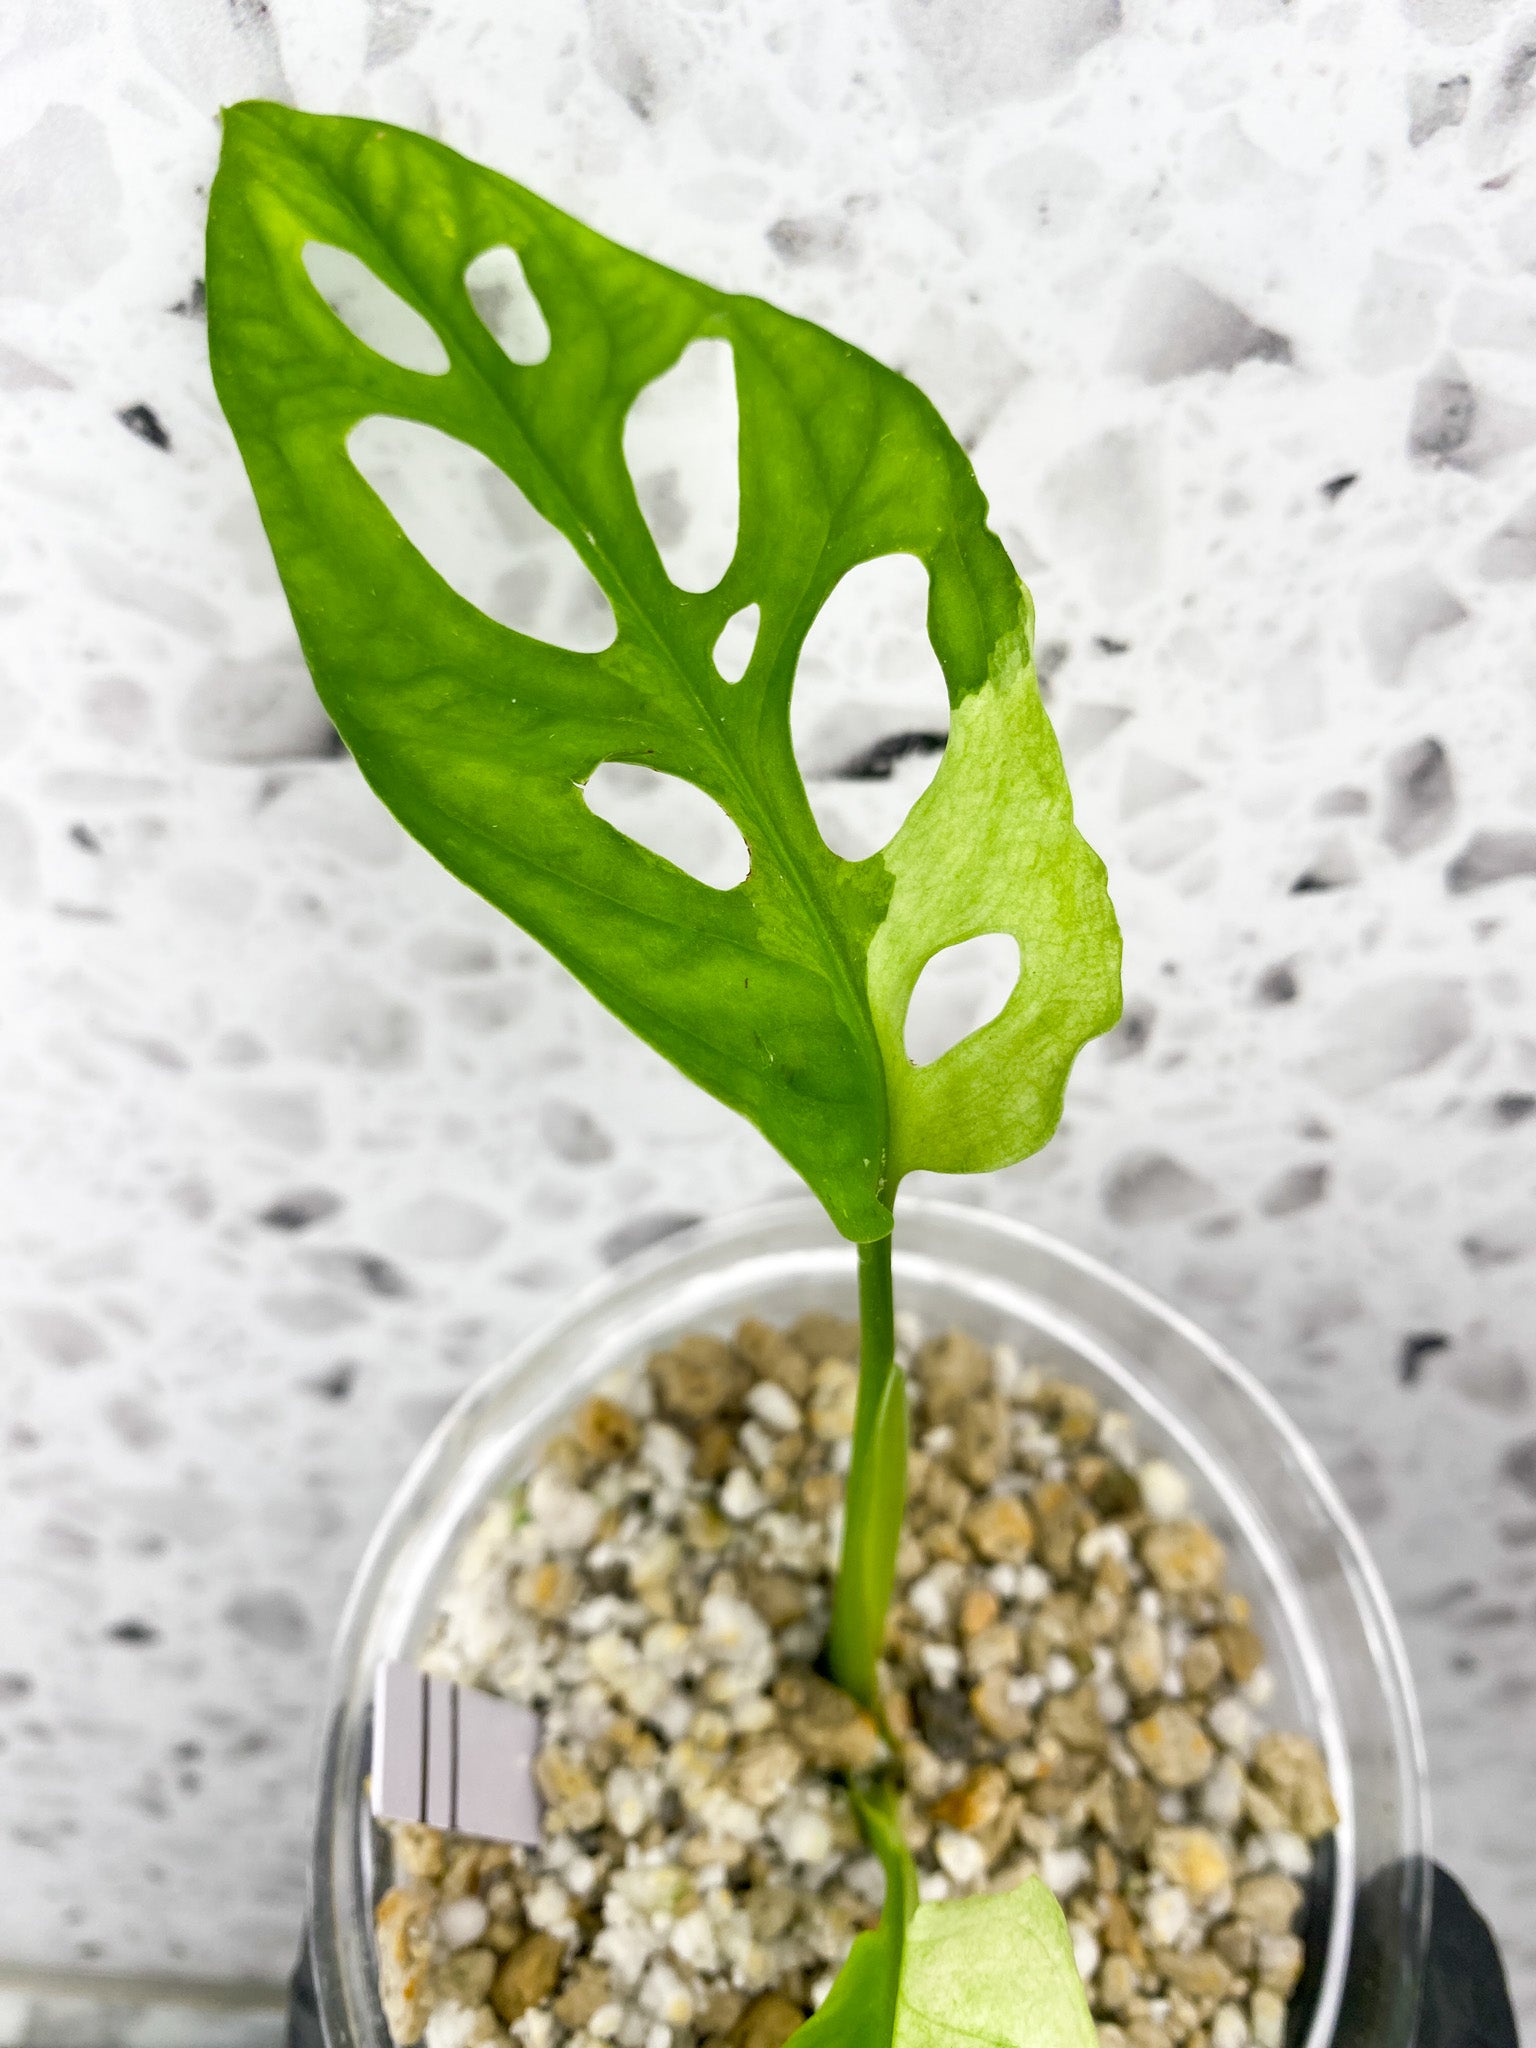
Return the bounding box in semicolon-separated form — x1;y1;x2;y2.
623;338;738;592
714;604;760;683
791;555;950;861
583;762;750;890
349;415;616;652
904;933;1020;1067
302;243;450;375
465;244;551;366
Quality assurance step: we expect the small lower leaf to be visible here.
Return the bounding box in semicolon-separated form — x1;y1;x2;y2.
893;1878;1098;2048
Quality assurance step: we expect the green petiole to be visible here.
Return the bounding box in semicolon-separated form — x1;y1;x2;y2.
828;1231;907;1719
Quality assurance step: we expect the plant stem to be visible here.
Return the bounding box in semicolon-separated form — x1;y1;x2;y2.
827;1230;908;1715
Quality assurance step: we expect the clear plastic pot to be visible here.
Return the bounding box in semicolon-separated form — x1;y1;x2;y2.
309;1197;1431;2048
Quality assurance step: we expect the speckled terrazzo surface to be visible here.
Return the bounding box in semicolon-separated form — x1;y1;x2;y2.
1;0;1534;2025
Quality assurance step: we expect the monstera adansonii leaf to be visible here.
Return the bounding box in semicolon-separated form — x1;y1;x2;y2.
206;102;1120;1243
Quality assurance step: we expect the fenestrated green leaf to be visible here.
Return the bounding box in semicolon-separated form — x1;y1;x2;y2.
206;104;1120;1239
892;1878;1098;2048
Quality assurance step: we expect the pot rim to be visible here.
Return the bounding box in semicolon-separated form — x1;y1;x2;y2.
309;1193;1431;2048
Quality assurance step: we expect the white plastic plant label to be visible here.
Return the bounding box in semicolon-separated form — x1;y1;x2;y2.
370;1661;542;1845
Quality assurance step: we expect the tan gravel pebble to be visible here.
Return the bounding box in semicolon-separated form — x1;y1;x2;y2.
730;1992;807;2048
734;1320;813;1401
1155;1948;1233;2000
1215;1622;1265;1684
774;1666;885;1771
1150;1826;1234;1899
575;1397;642;1465
914;1331;994;1419
1118;1612;1165;1696
807;1359;859;1440
1127;1705;1217;1788
1251;1732;1339;1838
1234;1872;1305;1934
374;1318;1332;2048
964;1494;1036;1563
931;1763;1009;1832
1140;1520;1226;1596
650;1335;751;1422
492;1932;564;2024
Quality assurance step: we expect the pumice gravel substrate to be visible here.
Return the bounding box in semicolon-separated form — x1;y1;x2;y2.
375;1315;1337;2048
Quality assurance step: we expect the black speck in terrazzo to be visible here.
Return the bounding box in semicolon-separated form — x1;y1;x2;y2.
1383;736;1455;854
118;402;171;449
104;1395;168;1451
1035;639;1070;685
1093;635;1130;655
308;1360;357;1400
1460;1221;1532;1269
170;276;206;317
1461;1600;1521;1633
540;1098;616;1166
1400;1331;1451;1385
1320;471;1359;500
833;730;947;781
1361;569;1470;683
1491;1091;1536;1126
41;1518;95;1561
1102;1149;1216;1226
181;650;341;765
1112;266;1292;383
1491;36;1536;124
366;0;430;66
107;1619;159;1645
1501;1437;1536;1500
68;822;102;853
1408;73;1471;147
305;1248;411;1298
1057;701;1131;769
1446;828;1536;893
222;1589;311;1653
258;1186;343;1230
411;930;499;975
600;1210;703;1266
0;1673;33;1703
1409;356;1477;462
1259;1161;1330;1217
1099;996;1155;1060
263;1290;364;1336
12;1304;107;1368
588;13;660;122
1312;978;1471;1096
1290;837;1358;892
766;215;856;268
128;1769;171;1819
1474;491;1536;580
1315;786;1368;817
1454;1340;1533;1415
1255;960;1299;1005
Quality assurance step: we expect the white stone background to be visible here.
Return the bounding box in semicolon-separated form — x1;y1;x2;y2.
2;0;1535;2031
